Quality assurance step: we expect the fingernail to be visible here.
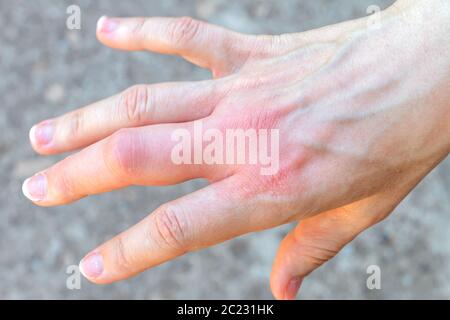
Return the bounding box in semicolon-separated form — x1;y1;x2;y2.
22;173;47;202
97;16;119;34
80;252;104;279
285;277;302;300
30;121;54;146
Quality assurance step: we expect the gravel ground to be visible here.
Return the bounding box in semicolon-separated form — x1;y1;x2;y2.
1;0;449;299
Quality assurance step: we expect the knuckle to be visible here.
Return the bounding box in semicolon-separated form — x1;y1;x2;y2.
114;235;134;274
118;85;151;124
299;244;339;269
130;18;147;38
293;235;341;271
64;111;84;140
253;34;291;56
153;204;189;252
168;17;202;46
105;128;144;180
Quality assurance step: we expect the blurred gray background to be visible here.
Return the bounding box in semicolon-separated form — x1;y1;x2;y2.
1;0;449;299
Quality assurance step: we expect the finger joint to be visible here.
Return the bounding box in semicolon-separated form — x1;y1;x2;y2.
118;85;151;125
168;17;202;48
105;128;144;182
114;235;134;274
153;204;189;252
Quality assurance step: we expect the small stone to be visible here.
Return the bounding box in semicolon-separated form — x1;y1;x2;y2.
45;83;65;104
196;0;220;19
253;1;272;18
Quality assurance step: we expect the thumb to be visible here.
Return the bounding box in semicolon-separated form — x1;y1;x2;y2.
270;151;445;300
270;193;400;300
270;162;439;300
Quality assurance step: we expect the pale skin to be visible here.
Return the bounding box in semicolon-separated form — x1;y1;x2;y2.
22;0;450;299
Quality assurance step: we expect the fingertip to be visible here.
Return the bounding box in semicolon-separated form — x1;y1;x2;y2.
79;251;104;281
29;121;56;154
284;277;302;300
270;272;302;300
270;286;284;300
29;125;37;147
270;231;304;300
22;173;47;203
270;268;287;300
96;15;107;33
29;125;47;155
22;177;34;201
96;16;119;39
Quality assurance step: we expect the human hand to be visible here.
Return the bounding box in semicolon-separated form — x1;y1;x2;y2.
23;0;450;299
